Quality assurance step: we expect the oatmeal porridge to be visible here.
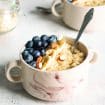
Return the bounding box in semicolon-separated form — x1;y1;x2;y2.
22;35;86;71
72;0;105;6
40;38;85;71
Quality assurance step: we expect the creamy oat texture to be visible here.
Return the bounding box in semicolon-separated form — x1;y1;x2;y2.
39;38;85;71
73;0;105;6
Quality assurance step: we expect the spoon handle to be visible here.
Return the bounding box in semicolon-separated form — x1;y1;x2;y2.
36;6;51;14
36;4;61;14
74;8;94;46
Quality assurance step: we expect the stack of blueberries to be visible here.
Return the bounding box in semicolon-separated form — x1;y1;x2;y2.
22;35;58;68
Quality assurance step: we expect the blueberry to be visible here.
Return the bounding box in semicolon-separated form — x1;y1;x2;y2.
29;61;36;67
32;36;40;42
26;48;34;54
22;50;29;59
41;35;48;41
37;40;42;47
25;41;33;48
47;35;57;43
33;50;41;59
24;54;33;63
34;40;42;48
42;41;48;48
40;48;46;56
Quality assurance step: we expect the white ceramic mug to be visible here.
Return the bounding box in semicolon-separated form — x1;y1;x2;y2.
51;0;105;31
5;36;96;101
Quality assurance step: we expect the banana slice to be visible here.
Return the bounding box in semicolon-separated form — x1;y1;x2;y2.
41;39;66;71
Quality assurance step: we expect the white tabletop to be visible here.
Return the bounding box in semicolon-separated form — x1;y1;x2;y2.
0;0;105;105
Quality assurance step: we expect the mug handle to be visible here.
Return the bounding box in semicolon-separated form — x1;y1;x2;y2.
51;0;63;18
5;60;22;83
89;49;97;64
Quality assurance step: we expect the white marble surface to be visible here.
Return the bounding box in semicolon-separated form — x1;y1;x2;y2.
0;0;105;105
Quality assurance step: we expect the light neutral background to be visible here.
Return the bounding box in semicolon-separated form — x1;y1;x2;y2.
0;0;105;105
